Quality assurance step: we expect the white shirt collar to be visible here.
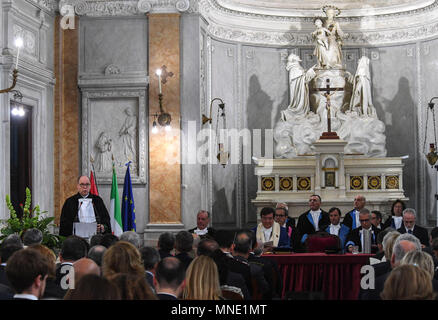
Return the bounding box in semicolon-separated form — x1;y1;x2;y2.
157;292;177;299
262;226;273;242
13;294;38;300
194;227;208;235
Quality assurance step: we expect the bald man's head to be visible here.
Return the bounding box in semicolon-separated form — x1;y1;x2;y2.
73;258;100;283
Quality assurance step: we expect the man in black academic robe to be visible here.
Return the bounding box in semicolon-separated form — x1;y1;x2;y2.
187;210;217;239
342;195;366;230
59;176;111;237
345;209;380;253
397;208;429;248
296;195;330;252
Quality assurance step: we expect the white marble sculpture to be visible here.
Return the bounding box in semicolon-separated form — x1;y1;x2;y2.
95;131;112;172
274;6;387;158
119;107;137;161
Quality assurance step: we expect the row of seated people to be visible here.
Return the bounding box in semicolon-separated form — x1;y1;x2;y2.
189;195;430;254
0;227;281;300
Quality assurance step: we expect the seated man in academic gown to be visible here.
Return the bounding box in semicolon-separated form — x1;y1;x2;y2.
188;210;217;240
252;207;290;250
325;207;350;252
274;205;298;250
342;195;366;230
345;209;380;254
296;195;330;252
59;176;111;237
397;208;429;248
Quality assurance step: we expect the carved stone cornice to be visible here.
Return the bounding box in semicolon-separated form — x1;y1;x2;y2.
58;0;196;16
200;0;438;45
25;0;58;14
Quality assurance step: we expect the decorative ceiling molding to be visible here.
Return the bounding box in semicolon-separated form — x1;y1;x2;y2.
26;0;58;13
200;0;438;45
57;0;195;16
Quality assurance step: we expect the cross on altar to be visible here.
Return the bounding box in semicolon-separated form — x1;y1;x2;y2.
314;79;343;139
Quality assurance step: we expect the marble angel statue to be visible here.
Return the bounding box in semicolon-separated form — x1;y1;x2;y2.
322;5;344;69
280;53;316;121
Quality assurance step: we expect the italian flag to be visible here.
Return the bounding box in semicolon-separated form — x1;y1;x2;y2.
110;165;123;237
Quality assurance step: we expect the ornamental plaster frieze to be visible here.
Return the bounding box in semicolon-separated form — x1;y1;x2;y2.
200;0;438;45
25;0;58;14
57;0;196;16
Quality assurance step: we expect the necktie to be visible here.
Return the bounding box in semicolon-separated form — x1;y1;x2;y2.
408;229;413;234
363;229;371;254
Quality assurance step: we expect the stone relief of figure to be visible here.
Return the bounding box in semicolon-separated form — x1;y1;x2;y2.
95;131;112;172
322;5;344;69
350;56;377;117
312;18;331;69
119;107;137;161
281;54;316;121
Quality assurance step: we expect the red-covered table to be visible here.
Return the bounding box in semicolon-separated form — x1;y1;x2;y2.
263;253;373;300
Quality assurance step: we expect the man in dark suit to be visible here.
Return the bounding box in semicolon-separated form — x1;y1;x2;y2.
54;236;87;297
345;209;380;253
59;176;111;237
342;195;366;230
6;249;51;300
296;195;330;252
188;210;217;239
140;247;160;292
174;231;194;271
154;257;185;300
0;243;23;288
397;208;429;248
274;204;298;250
158;232;175;259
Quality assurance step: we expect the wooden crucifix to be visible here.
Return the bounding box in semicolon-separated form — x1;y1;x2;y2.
314;78;343;139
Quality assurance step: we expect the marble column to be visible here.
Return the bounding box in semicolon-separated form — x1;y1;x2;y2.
54;16;80;225
145;13;183;243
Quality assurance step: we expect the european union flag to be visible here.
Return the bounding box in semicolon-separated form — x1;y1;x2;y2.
121;161;136;231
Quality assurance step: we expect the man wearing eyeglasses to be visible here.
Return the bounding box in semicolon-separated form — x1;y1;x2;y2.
59;176;111;237
345;208;380;253
274;204;297;250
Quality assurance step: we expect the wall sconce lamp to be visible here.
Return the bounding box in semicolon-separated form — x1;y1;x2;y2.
1;38;23;94
10;90;24;117
425;97;438;167
152;68;172;133
202;98;225;125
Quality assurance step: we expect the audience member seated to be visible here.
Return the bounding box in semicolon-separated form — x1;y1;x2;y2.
296;195;330;252
232;231;269;300
381;265;435;300
360;233;422;300
397;208;429;248
0;242;23;288
182;255;223;300
64;274;120;300
383;199;406;230
120;231;142;249
400;250;436;282
371;210;384;230
55;235;87;296
22;229;43;247
253;207;289;251
6;249;51;300
370;231;400;279
158;232;175;259
188;210;217;240
215;229;235;258
197;238;249;300
324;207;349;252
174;231;194;271
343;195;367;230
73;258;101;285
87;245;107;267
246;230;282;299
102;241;144;278
100;234;119;248
28;244;64;299
90;234;104;247
369;227;396;265
140;246;160;292
345;209;380;253
154;257;185;300
107;273;157;300
274;203;297;249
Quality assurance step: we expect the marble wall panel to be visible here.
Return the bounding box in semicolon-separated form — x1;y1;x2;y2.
148;14;181;224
